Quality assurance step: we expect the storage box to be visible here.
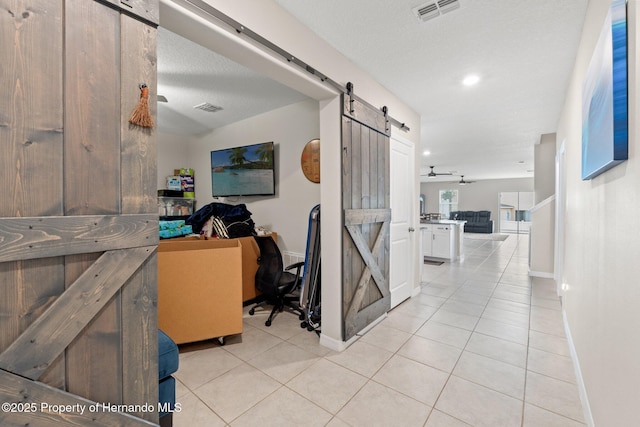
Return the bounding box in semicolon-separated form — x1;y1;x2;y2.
166;176;181;191
158;238;243;344
158;196;195;217
158;189;184;197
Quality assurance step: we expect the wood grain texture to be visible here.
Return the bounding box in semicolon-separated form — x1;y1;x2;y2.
0;370;157;427
342;94;389;135
0;0;66;390
345;222;389;294
121;257;158;422
1;0;160;423
63;0;123;406
0;0;64;218
64;0;120;216
99;0;159;25
119;14;158;422
120;15;157;215
342;93;391;341
65;254;124;405
0;246;156;380
0;214;158;262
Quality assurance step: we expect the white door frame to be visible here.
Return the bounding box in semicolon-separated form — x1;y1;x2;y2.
554;140;566;296
389;132;417;307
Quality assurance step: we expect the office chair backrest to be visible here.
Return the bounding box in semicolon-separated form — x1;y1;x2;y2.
254;236;283;297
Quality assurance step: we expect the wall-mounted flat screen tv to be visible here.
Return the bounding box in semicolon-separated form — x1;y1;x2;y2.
210;141;275;197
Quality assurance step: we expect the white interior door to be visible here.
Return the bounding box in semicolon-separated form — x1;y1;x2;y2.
555;141;566;296
390;136;415;308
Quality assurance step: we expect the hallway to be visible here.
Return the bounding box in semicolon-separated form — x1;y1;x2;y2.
172;235;585;426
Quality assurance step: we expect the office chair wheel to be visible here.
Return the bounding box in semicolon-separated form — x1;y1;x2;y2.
249;308;255;316
307;325;315;332
265;319;272;327
300;321;308;329
299;313;305;321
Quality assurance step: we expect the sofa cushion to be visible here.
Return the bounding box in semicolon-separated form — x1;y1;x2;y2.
476;211;491;221
158;329;179;380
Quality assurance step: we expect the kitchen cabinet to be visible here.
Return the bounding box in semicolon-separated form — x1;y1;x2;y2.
420;221;465;261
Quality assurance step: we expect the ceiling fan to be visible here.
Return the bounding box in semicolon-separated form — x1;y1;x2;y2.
458;175;476;185
421;166;453;178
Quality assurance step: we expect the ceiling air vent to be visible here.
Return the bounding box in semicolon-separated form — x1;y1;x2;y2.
413;2;439;22
193;102;223;113
437;0;460;14
413;0;461;22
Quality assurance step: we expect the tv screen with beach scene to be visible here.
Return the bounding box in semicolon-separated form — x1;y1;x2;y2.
210;141;275;197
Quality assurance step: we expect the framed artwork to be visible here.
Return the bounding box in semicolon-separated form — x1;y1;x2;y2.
581;0;628;180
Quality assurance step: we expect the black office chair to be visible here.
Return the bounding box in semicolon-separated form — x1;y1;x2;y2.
248;236;304;326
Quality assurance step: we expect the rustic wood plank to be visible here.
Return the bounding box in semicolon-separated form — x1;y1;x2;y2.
342;92;391;340
341;115;353;336
65;0;120;216
121;16;157;215
346;222;389;296
0;0;64;218
0;214;158;262
98;0;159;26
120;13;158;423
65;252;123;404
121;258;158;422
0;259;64;356
345;295;390;339
350;120;363;319
360;125;375;308
344;221;389;325
64;0;123;407
0;246;155;380
0;0;66;390
344;209;391;225
342;94;389;136
0;369;157;427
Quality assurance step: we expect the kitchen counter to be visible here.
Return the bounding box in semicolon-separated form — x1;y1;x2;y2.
420;220;465;262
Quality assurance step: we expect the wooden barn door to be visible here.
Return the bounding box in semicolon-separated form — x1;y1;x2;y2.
342;91;391;341
0;0;159;425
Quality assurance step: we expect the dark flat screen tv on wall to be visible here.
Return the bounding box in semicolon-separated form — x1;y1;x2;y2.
210;141;275;197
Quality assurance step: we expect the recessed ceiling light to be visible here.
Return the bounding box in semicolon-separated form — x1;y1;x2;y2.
423;150;431;156
462;75;480;86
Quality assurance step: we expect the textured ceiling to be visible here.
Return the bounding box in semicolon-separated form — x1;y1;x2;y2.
158;0;588;182
274;0;588;182
157;26;309;137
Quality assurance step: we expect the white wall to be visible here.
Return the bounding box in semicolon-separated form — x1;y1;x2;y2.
535;133;557;203
421;177;534;230
556;0;640;425
160;0;421;349
186;99;320;255
157;131;191;190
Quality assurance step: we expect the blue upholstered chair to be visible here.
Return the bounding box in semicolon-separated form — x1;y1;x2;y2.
158;329;179;427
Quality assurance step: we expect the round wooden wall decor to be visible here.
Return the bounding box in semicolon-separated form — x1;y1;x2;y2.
301;138;320;183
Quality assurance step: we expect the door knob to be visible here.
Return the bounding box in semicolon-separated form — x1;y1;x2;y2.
408;227;415;232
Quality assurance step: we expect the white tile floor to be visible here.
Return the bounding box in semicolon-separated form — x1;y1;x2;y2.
172;235;586;427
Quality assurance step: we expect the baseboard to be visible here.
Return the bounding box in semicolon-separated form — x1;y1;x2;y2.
319;332;356;352
528;270;554;279
563;309;595;427
412;285;422;297
319;313;387;352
